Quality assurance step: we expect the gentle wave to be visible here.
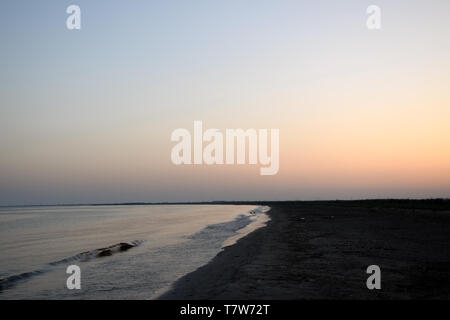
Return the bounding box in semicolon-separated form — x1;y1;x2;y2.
0;240;143;291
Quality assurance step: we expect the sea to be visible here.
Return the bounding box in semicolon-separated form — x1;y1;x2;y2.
0;204;269;299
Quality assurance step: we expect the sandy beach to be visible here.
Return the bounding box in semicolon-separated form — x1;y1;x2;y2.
160;200;450;300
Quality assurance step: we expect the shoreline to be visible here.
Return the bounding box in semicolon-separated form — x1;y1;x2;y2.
159;201;450;299
222;206;270;248
151;205;269;299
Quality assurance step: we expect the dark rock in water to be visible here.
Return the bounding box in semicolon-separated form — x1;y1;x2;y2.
97;249;112;257
119;242;134;251
93;242;136;257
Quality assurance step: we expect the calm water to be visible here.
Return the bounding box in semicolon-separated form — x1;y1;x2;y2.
0;204;269;299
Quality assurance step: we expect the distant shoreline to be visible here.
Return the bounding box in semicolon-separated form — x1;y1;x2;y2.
1;198;449;209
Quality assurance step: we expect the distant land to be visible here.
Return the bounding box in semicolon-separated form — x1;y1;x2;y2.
1;198;450;210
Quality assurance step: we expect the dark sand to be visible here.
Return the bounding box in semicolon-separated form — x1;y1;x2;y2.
160;201;450;299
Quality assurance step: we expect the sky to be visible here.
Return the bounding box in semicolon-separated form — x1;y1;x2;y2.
0;0;449;205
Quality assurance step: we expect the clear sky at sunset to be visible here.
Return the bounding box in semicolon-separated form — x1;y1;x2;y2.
1;0;449;205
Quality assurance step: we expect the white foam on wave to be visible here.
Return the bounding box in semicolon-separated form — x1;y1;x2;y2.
222;206;271;248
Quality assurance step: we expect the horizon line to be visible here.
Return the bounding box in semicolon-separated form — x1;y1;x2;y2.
1;198;449;208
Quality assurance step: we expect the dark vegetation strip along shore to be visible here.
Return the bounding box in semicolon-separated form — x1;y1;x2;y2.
3;198;449;209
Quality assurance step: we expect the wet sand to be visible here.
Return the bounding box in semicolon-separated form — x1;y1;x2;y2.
159;200;450;299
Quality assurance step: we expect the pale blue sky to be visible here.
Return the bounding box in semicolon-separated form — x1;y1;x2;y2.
1;1;449;205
